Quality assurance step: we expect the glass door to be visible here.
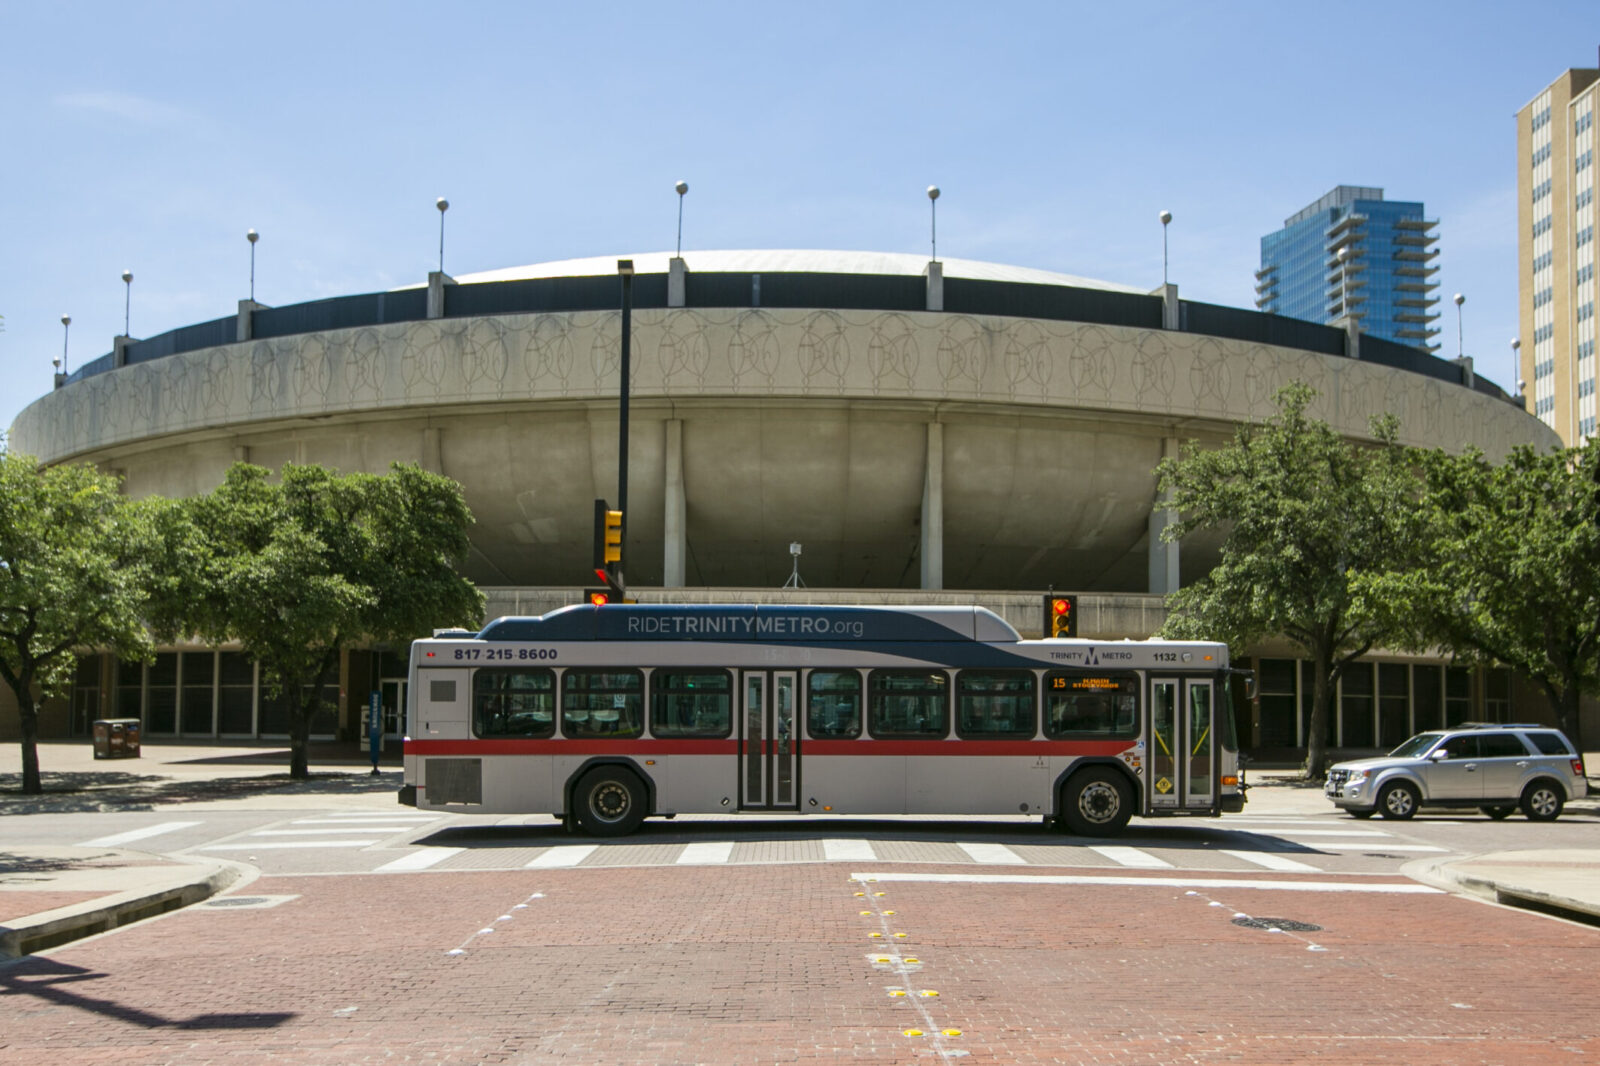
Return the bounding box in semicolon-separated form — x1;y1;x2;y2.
381;679;408;740
739;670;799;810
1149;678;1217;811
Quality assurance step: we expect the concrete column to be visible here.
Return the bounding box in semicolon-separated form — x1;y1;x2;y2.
112;335;133;369
924;260;944;312
1344;318;1361;360
1456;354;1475;388
668;258;688;308
1147;436;1181;595
422;427;443;473
237;299;265;342
232;445;251;465
1152;283;1180;330
920;421;944;590
427;272;456;320
663;419;687;587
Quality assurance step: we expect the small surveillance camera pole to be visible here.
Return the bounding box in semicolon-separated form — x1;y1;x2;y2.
247;229;259;302
783;542;805;590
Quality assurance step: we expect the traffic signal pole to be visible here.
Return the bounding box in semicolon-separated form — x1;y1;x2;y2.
616;260;633;599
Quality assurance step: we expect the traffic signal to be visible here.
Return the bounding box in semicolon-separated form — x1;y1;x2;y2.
593;499;624;572
1044;594;1077;638
583;588;612;606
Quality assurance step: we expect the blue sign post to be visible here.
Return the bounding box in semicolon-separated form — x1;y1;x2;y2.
368;691;382;775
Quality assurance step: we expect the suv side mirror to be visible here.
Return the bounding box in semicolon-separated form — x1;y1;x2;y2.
1429;749;1449;762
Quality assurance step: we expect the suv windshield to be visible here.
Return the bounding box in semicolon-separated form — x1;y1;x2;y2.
1389;732;1445;758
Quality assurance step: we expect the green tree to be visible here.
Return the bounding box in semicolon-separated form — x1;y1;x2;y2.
1155;383;1423;779
0;452;158;794
1357;440;1600;748
158;462;484;779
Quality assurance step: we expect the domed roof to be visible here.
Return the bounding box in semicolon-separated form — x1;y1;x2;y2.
439;249;1148;295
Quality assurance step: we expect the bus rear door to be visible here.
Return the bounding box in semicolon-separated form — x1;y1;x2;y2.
739;670;800;811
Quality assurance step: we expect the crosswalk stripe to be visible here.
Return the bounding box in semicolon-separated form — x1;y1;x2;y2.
200;840;381;850
677;841;735;865
526;844;598;868
958;842;1026;865
1220;849;1322;873
80;821;201;847
823;839;877;862
292;817;440;825
1254;829;1391;837
1088;845;1173;869
251;827;422;836
852;872;1445;894
375;847;465;872
1304;842;1449;852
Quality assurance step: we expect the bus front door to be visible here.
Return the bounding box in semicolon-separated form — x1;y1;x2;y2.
740;670;799;811
1148;678;1217;812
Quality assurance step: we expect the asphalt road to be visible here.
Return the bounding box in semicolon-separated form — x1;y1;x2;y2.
3;791;1598;1064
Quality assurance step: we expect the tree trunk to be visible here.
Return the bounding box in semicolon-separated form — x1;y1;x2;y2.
1558;684;1583;752
19;687;42;795
288;692;311;779
1302;647;1334;781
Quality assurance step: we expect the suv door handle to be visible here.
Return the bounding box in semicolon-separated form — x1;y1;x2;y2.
1516;760;1530;767
1464;763;1478;771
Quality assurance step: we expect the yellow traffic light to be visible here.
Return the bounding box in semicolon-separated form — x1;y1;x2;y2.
603;509;623;565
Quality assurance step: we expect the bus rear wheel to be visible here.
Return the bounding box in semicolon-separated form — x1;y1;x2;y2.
1059;768;1134;837
573;766;647;837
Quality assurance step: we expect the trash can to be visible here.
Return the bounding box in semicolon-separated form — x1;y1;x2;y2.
92;718;142;759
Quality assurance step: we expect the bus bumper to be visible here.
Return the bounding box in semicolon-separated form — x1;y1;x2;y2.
398;784;417;807
1220;793;1246;813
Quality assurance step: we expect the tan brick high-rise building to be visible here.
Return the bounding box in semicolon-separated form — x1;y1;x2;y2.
1517;61;1600;444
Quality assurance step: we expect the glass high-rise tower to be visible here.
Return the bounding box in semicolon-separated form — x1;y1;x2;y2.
1256;186;1440;351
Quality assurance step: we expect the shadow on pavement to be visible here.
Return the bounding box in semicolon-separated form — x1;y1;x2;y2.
0;770;403;815
0;956;295;1030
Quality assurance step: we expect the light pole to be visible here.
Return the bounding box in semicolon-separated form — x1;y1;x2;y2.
247;229;259;302
1454;293;1465;359
436;197;449;274
927;186;940;261
617;258;635;595
1511;337;1522;397
1159;210;1172;287
674;181;688;257
121;270;133;336
60;314;71;375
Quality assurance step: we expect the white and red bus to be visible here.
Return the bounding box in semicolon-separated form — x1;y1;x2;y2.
399;603;1246;836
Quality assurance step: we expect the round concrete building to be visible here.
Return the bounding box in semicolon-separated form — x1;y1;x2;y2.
5;249;1564;753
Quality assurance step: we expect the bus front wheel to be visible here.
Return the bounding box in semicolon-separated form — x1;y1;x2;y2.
573;766;647;837
1060;768;1134;837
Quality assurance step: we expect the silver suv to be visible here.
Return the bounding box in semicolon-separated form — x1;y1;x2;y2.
1324;723;1588;821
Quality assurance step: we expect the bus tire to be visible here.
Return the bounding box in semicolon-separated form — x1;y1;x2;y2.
573;766;647;837
1060;767;1134;837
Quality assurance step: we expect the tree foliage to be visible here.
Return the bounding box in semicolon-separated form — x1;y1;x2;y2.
1355;440;1600;748
155;462;484;778
1155;383;1423;779
0;452;158;794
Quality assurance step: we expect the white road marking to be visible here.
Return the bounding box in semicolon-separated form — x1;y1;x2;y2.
292;817;440;825
251;827;423;836
79;821;201;847
1303;842;1449;852
853;872;1444;893
823;839;877;863
958;842;1026;865
1253;829;1392;838
375;847;465;872
1220;849;1322;873
677;841;736;865
200;840;382;850
526;844;598;868
1088;845;1173;869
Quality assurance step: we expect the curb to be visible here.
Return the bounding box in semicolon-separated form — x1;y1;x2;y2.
0;857;247;960
1405;854;1600;923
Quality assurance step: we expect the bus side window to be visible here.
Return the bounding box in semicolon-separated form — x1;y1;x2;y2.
955;670;1036;739
868;670;948;739
473;668;556;738
1044;673;1138;739
650;669;732;738
806;670;862;739
562;669;644;739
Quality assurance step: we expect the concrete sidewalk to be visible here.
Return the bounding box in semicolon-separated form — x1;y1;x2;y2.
2;742;1598;960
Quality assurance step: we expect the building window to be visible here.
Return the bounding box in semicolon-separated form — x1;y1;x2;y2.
1534;251;1553;274
217;652;254;734
1578;150;1594;174
1445;668;1472;727
1579;301;1595;323
1533;286;1554;308
1340;662;1375;748
1533;179;1552;203
1577;110;1594;135
1533;143;1552;167
1578;188;1595;211
180;651;215;735
1378;664;1410;748
1578;263;1595;286
1533;215;1553;239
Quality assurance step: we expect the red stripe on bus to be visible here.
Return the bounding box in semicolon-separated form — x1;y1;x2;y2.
405;738;1132;757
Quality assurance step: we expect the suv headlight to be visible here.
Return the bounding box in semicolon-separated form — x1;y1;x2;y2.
1346;770;1368;785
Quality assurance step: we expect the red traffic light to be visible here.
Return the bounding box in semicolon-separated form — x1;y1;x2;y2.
583;588;612;606
1043;594;1078;638
1052;598;1071;616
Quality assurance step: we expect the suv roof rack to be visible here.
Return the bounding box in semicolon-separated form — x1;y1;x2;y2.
1457;722;1547;730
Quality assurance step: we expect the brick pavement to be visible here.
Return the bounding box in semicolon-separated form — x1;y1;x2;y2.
1;862;1596;1065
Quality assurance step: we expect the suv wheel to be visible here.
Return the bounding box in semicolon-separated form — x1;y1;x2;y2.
1378;781;1419;820
1520;781;1565;822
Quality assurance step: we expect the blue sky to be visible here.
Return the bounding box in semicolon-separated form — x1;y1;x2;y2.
2;1;1591;437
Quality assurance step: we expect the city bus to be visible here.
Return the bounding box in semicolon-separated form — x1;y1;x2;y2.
398;603;1247;836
